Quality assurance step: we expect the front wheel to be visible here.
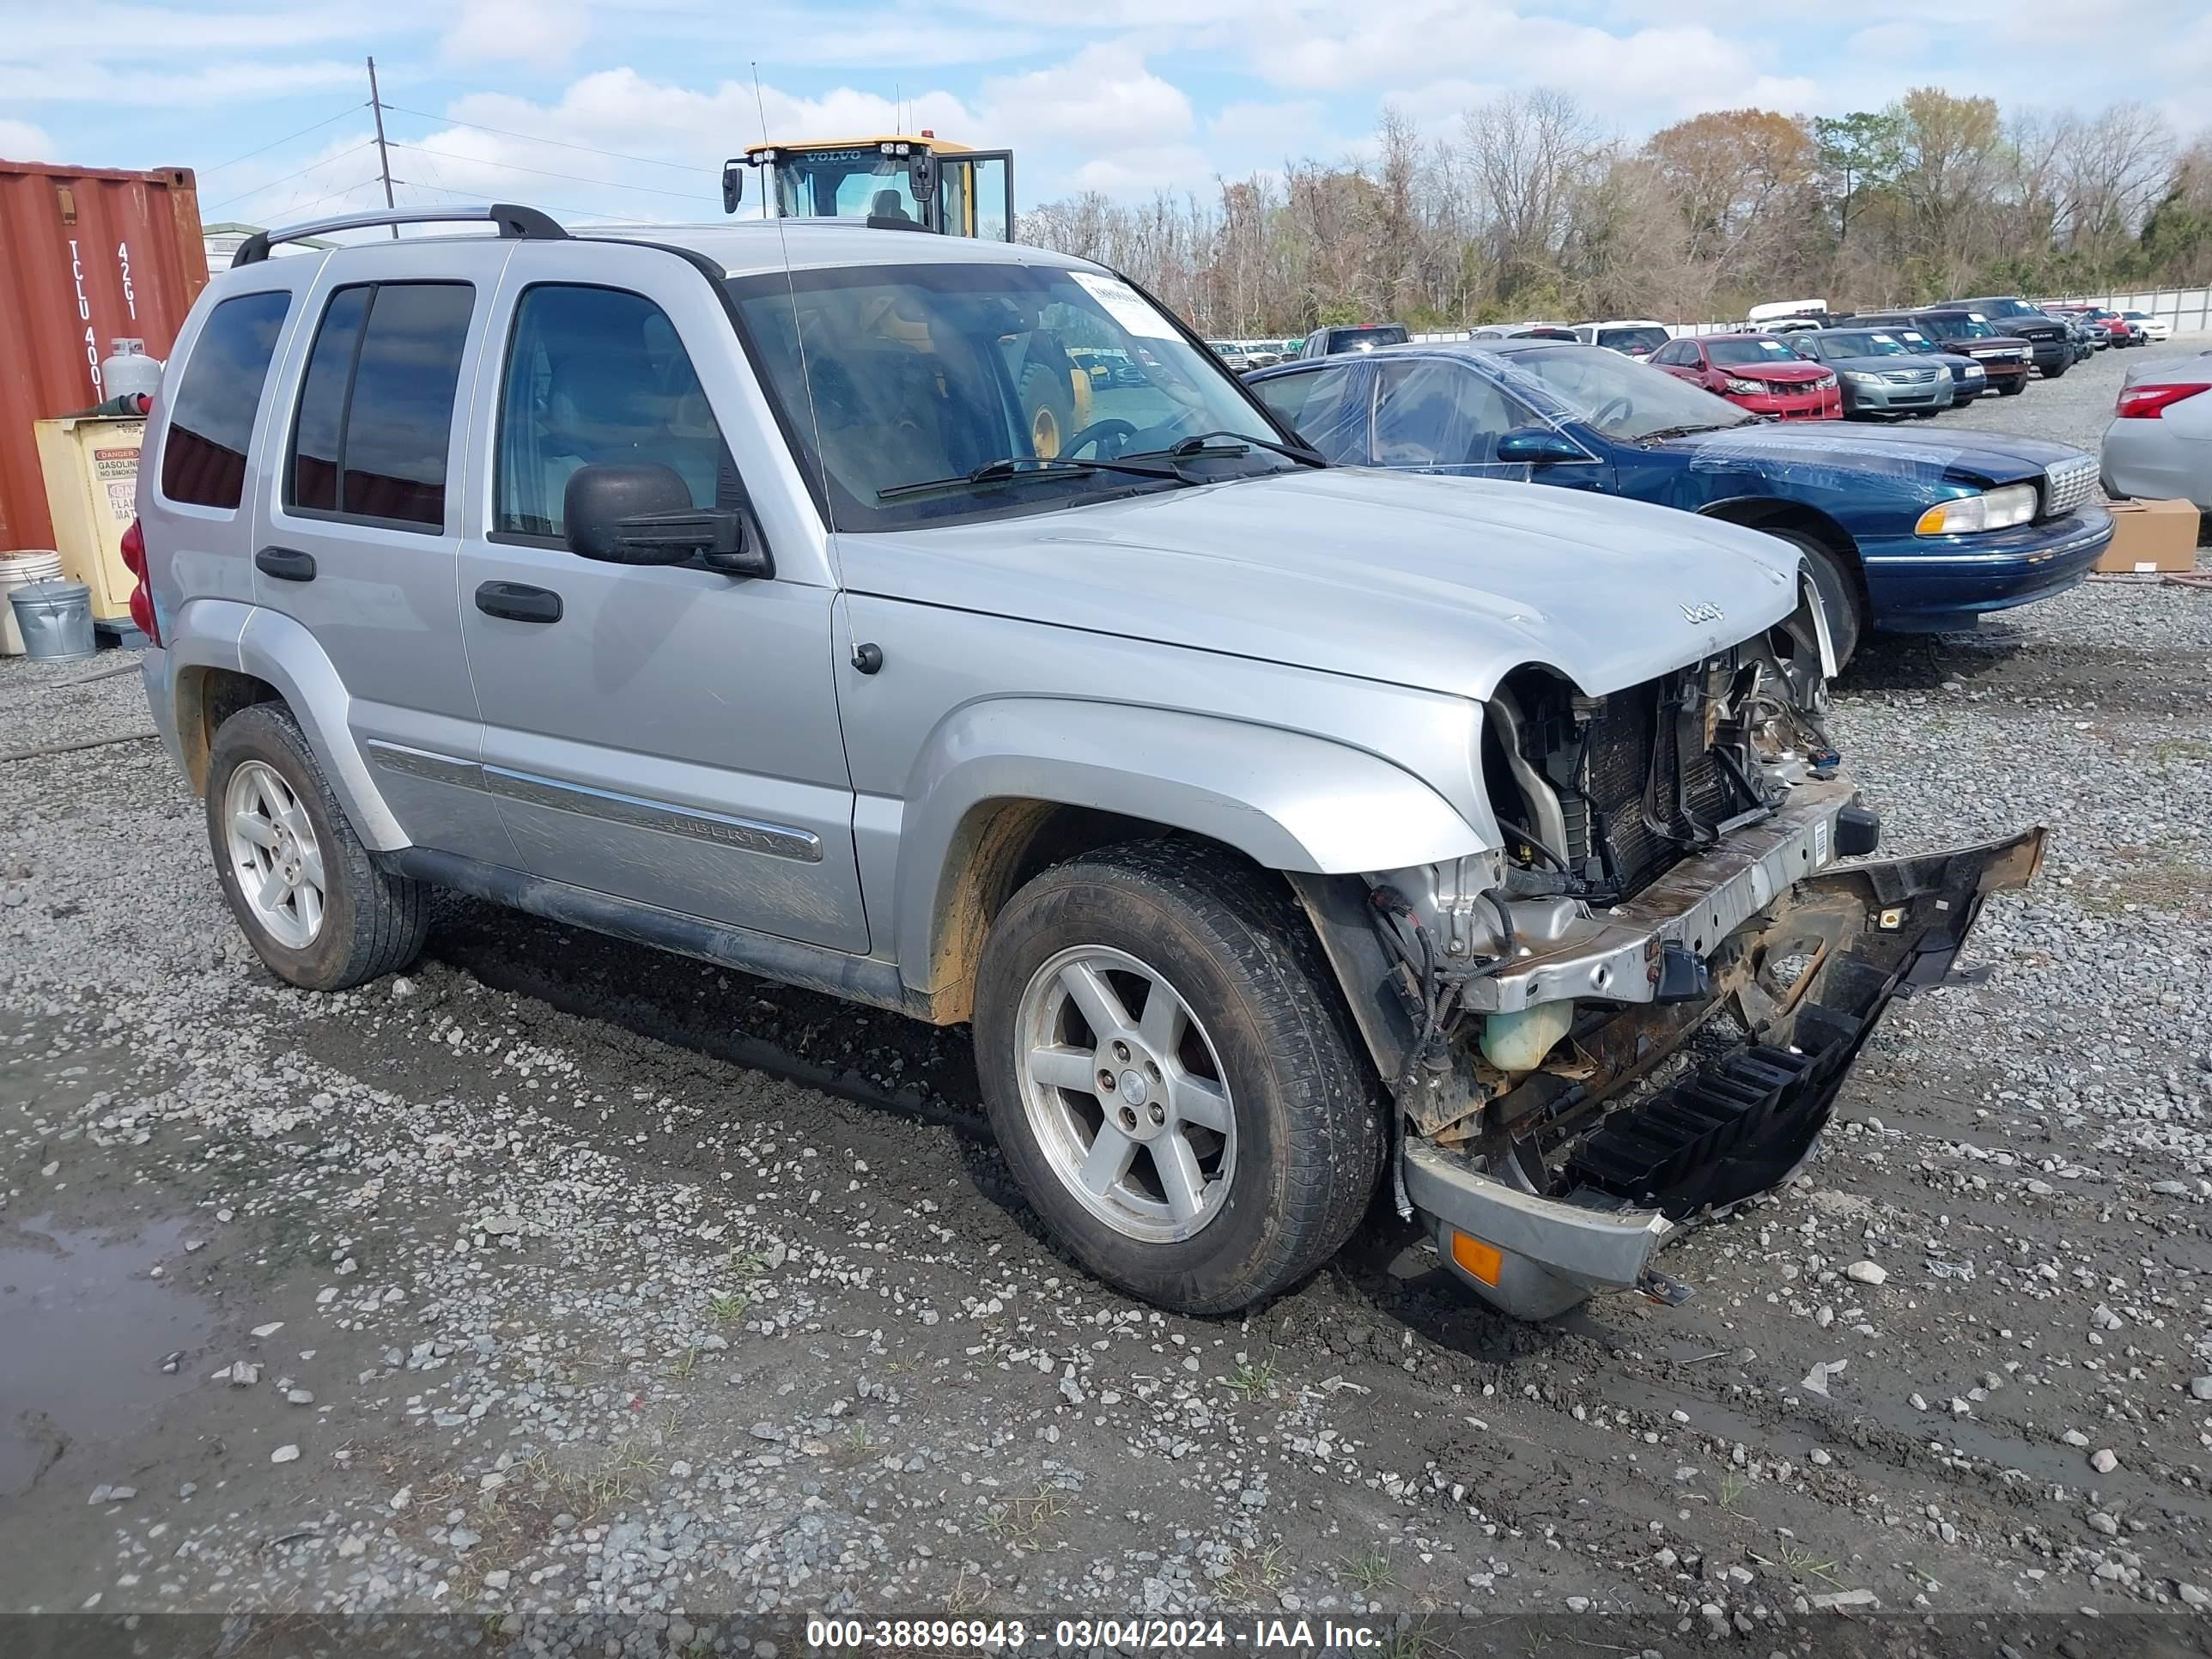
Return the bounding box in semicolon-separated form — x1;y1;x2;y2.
1999;378;2025;397
974;841;1382;1315
1769;530;1864;670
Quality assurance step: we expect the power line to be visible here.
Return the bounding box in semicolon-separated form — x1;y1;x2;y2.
388;177;646;225
380;103;715;173
200;103;368;176
382;141;716;202
260;175;386;222
205;140;377;210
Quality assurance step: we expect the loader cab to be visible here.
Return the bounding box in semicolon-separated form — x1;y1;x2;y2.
725;137;1015;240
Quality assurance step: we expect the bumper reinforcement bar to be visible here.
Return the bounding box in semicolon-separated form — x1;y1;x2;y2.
1406;824;2045;1319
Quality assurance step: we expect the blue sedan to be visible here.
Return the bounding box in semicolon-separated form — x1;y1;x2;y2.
1248;339;2112;664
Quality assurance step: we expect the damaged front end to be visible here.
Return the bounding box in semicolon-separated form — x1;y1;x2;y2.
1295;606;2045;1320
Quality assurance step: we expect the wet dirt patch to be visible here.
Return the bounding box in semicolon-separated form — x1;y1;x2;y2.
0;1213;212;1496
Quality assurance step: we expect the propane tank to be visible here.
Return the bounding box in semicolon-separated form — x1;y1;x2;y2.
100;338;163;404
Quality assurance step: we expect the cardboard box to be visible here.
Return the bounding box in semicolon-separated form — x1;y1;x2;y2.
2095;497;2202;574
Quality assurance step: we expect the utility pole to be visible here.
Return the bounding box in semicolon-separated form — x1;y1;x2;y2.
367;57;397;236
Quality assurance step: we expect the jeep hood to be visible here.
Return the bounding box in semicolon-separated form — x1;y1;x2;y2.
837;469;1800;702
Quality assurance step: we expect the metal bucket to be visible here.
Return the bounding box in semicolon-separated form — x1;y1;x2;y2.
0;550;64;655
8;577;96;662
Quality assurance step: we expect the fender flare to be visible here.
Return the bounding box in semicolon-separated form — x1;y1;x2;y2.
169;600;407;850
890;697;1486;994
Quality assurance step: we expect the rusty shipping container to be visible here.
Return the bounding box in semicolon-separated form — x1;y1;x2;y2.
0;161;208;550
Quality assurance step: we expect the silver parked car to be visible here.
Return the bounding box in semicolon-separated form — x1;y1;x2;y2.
2102;349;2212;510
129;204;2039;1322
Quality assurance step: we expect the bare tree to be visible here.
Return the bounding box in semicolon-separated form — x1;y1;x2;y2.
1459;89;1604;302
1017;87;2192;338
2059;103;2175;254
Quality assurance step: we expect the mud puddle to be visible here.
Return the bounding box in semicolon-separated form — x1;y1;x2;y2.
0;1213;211;1496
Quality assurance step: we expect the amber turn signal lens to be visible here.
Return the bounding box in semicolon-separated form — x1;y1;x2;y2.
1449;1230;1503;1286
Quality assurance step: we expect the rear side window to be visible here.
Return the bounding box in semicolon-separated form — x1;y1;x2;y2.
1251;367;1365;465
1373;361;1519;466
161;290;293;509
285;282;474;531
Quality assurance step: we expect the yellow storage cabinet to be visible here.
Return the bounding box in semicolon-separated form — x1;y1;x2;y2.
35;415;146;620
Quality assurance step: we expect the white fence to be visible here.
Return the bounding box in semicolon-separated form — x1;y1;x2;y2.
1413;286;2212;344
2033;287;2211;334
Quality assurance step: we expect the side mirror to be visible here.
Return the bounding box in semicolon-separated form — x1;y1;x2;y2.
1494;426;1589;465
564;463;771;578
908;151;939;204
721;161;744;214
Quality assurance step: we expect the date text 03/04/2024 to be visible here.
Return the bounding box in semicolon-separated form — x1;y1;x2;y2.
804;1617;1386;1650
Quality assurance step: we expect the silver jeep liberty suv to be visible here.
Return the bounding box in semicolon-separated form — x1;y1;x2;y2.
132;204;2039;1321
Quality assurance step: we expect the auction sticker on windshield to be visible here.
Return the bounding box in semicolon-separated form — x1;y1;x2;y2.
1071;271;1179;339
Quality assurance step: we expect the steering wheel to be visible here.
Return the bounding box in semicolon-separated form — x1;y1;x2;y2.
1061;418;1138;459
1589;395;1633;429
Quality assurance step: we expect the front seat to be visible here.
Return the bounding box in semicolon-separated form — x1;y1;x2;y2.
870;189;915;225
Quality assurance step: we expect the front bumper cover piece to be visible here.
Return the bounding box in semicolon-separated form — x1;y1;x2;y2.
1407;826;2045;1319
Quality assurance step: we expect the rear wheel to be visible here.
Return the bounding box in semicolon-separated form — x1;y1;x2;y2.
205;703;428;991
1768;529;1864;670
974;840;1382;1315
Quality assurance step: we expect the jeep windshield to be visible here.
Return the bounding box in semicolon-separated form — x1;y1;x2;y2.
728;262;1301;528
1494;343;1757;441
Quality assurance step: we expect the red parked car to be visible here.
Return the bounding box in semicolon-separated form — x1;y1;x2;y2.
1649;331;1843;420
2051;304;2136;347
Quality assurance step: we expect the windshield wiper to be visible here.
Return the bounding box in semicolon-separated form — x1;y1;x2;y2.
1125;429;1328;467
876;453;1188;502
1636;422;1746;442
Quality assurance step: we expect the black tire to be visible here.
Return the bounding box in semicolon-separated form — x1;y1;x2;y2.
1769;529;1864;670
1999;378;2025;397
2043;357;2068;377
205;702;429;992
1017;362;1078;459
973;839;1383;1316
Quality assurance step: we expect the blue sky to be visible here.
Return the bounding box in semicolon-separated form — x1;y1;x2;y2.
3;0;2207;230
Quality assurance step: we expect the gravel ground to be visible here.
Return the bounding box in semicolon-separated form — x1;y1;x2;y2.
3;409;2209;1656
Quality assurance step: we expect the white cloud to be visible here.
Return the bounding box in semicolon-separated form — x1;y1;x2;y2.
978;44;1194;149
0;3;374;58
441;0;589;68
0;117;56;161
401;47;1210;216
0;58;362;106
1068;144;1216;196
1208;99;1328;155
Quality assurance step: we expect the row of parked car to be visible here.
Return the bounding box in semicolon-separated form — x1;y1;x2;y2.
1243;323;2112;665
1288;295;2175;428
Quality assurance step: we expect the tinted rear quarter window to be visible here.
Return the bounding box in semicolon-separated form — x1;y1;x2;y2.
284;282;474;530
161;289;293;509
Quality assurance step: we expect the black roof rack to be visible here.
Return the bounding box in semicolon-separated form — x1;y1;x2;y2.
231;203;567;268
